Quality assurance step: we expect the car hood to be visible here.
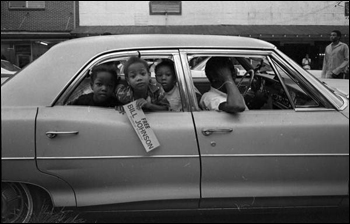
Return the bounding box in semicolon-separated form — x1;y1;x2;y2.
320;79;349;95
1;67;16;75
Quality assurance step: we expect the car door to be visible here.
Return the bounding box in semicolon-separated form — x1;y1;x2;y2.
194;109;348;208
36;51;200;207
181;50;349;208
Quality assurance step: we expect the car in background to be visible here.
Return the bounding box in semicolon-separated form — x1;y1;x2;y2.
1;59;20;84
2;34;348;223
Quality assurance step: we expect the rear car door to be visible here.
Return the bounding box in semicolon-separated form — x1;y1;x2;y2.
36;51;201;207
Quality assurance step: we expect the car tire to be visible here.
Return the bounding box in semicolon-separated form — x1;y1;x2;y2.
1;182;34;223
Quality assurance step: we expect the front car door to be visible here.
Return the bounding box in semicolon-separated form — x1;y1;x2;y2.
36;50;201;208
181;49;349;209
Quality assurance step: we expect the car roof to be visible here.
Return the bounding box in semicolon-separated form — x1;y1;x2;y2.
60;34;276;52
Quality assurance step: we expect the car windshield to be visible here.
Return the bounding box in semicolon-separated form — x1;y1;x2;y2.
1;60;20;72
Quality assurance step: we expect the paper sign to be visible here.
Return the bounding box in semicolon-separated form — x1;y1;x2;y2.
123;101;160;152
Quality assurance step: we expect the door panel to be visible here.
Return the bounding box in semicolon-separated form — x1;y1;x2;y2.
36;106;200;207
193;110;349;208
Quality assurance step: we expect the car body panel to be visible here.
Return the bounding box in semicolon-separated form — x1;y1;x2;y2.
193;110;349;206
1;107;76;207
36;106;200;206
1;107;37;158
1;160;76;207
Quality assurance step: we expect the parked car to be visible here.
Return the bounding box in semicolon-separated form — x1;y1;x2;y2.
1;59;20;84
2;34;348;223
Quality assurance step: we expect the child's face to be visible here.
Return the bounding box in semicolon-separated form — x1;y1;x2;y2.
155;65;176;92
91;72;115;103
127;62;150;91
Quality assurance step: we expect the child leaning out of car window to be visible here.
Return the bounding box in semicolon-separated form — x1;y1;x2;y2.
69;64;121;108
116;56;169;111
155;59;182;112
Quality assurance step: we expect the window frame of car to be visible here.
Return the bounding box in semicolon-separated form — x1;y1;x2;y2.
274;49;347;110
55;49;192;112
180;49;339;112
266;55;321;109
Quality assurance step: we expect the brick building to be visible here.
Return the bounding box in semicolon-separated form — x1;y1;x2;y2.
1;1;76;68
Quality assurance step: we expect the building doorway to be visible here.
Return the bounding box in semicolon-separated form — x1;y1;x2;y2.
15;44;31;68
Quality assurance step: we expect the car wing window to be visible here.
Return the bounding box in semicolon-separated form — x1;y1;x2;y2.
269;57;320;108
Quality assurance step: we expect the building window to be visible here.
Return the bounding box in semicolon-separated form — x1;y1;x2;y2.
9;1;45;9
149;1;181;15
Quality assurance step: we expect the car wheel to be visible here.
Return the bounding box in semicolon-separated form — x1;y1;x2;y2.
1;182;34;223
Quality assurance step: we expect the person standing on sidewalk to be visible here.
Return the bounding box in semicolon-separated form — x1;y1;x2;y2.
321;30;349;79
302;54;312;70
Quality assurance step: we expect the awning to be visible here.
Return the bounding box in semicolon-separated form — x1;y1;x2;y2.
71;25;349;40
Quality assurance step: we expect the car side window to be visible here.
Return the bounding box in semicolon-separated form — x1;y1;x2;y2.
65;60;122;106
187;54;321;111
64;55;184;112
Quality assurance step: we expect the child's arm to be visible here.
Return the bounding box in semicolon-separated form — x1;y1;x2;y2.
136;99;168;111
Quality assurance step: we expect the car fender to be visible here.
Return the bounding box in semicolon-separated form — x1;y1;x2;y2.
1;107;76;207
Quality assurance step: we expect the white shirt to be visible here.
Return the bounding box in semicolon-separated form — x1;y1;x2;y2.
200;87;248;111
302;58;311;70
165;85;182;112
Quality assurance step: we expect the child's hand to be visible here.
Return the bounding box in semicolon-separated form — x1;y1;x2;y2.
115;106;125;114
135;98;149;110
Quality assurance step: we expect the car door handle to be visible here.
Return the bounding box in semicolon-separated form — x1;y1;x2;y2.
202;128;233;136
46;131;79;139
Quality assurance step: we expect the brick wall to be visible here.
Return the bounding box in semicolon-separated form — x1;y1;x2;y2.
1;1;75;32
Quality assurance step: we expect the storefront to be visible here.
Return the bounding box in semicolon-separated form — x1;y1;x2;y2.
1;32;71;68
71;25;348;70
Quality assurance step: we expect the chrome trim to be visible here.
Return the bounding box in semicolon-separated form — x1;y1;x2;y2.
180;49;273;56
179;52;200;111
267;55;296;109
173;53;191;112
37;155;200;160
202;153;349;157
46;131;79;138
36;153;349;160
295;108;335;112
202;128;233;136
338;95;349;111
2;157;35;160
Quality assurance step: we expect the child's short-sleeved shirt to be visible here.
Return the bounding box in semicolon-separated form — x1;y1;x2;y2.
165;85;182;112
68;93;120;108
116;82;170;110
200;87;248;111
